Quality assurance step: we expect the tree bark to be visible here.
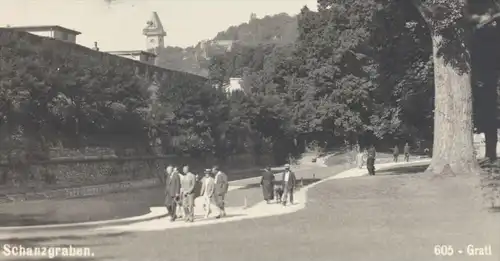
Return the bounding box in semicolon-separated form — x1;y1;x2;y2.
427;34;479;175
484;123;497;160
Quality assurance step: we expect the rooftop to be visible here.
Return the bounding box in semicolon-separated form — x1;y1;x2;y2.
142;11;166;36
8;25;81;35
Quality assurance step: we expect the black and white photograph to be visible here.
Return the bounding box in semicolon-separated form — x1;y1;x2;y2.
0;0;499;260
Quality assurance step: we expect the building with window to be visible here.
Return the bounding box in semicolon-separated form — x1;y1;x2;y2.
9;25;81;43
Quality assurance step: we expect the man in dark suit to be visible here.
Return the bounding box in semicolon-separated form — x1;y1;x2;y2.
281;164;296;206
213;166;228;218
367;145;376;176
165;165;181;221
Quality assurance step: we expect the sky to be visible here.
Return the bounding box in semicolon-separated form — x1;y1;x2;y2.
0;0;317;51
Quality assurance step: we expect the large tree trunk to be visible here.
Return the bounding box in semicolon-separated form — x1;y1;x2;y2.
427;34;479;175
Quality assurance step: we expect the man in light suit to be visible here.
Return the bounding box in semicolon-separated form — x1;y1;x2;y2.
199;169;215;219
165;165;181;221
281;164;296;206
213;166;228;218
181;165;196;222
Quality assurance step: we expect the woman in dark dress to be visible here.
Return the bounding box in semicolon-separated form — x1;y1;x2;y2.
260;167;275;203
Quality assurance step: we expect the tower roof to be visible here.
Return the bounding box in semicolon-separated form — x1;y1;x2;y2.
143;12;166;36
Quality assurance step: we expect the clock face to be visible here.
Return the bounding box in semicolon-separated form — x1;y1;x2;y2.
150;38;155;43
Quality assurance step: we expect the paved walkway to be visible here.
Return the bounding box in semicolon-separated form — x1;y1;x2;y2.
7;159;496;261
0;159;429;240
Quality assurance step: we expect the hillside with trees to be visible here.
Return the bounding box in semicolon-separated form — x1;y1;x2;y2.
155;13;298;76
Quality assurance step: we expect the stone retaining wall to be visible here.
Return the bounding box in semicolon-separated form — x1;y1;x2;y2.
2;178;159;204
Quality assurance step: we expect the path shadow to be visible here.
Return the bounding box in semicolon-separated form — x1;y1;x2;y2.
0;232;131;257
490;206;500;213
0;232;132;245
238;178;322;190
0;187;165;226
376;164;429;176
0;213;66;227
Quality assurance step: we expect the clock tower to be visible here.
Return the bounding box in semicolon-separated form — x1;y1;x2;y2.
143;12;166;64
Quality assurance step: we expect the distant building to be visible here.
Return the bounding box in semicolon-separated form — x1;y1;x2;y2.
105;12;165;66
225;78;244;93
143;11;166;66
196;39;236;61
9;25;81;43
213;40;235;51
107;50;157;65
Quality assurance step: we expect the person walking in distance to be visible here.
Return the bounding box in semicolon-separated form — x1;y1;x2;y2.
164;165;181;221
181;165;196;222
367;145;376;176
213;166;228;218
404;143;411;162
199;169;215;219
260;167;275;204
281;164;296;206
393;145;399;163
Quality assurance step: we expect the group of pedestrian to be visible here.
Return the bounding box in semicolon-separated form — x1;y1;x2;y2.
392;143;411;163
356;142;412;176
260;164;296;206
354;144;377;175
163;165;228;222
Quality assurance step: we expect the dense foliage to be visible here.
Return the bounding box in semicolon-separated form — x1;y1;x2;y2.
7;0;500;180
211;2;436;153
155;13;299;77
0;29;207;161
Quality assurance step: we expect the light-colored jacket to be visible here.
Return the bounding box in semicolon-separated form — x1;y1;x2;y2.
281;170;296;191
181;172;196;194
214;171;229;195
200;176;215;198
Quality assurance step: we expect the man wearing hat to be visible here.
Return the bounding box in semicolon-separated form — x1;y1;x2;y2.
212;166;228;218
281;164;296;206
199;168;215;219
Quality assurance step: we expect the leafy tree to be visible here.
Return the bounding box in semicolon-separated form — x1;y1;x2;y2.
472;23;500;160
407;0;500;174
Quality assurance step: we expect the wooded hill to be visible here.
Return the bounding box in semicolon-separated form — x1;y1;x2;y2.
155;13;298;76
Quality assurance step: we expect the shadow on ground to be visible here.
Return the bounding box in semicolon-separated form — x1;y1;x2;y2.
0;232;132;245
0;187;164;226
376;164;429;176
490;207;500;213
